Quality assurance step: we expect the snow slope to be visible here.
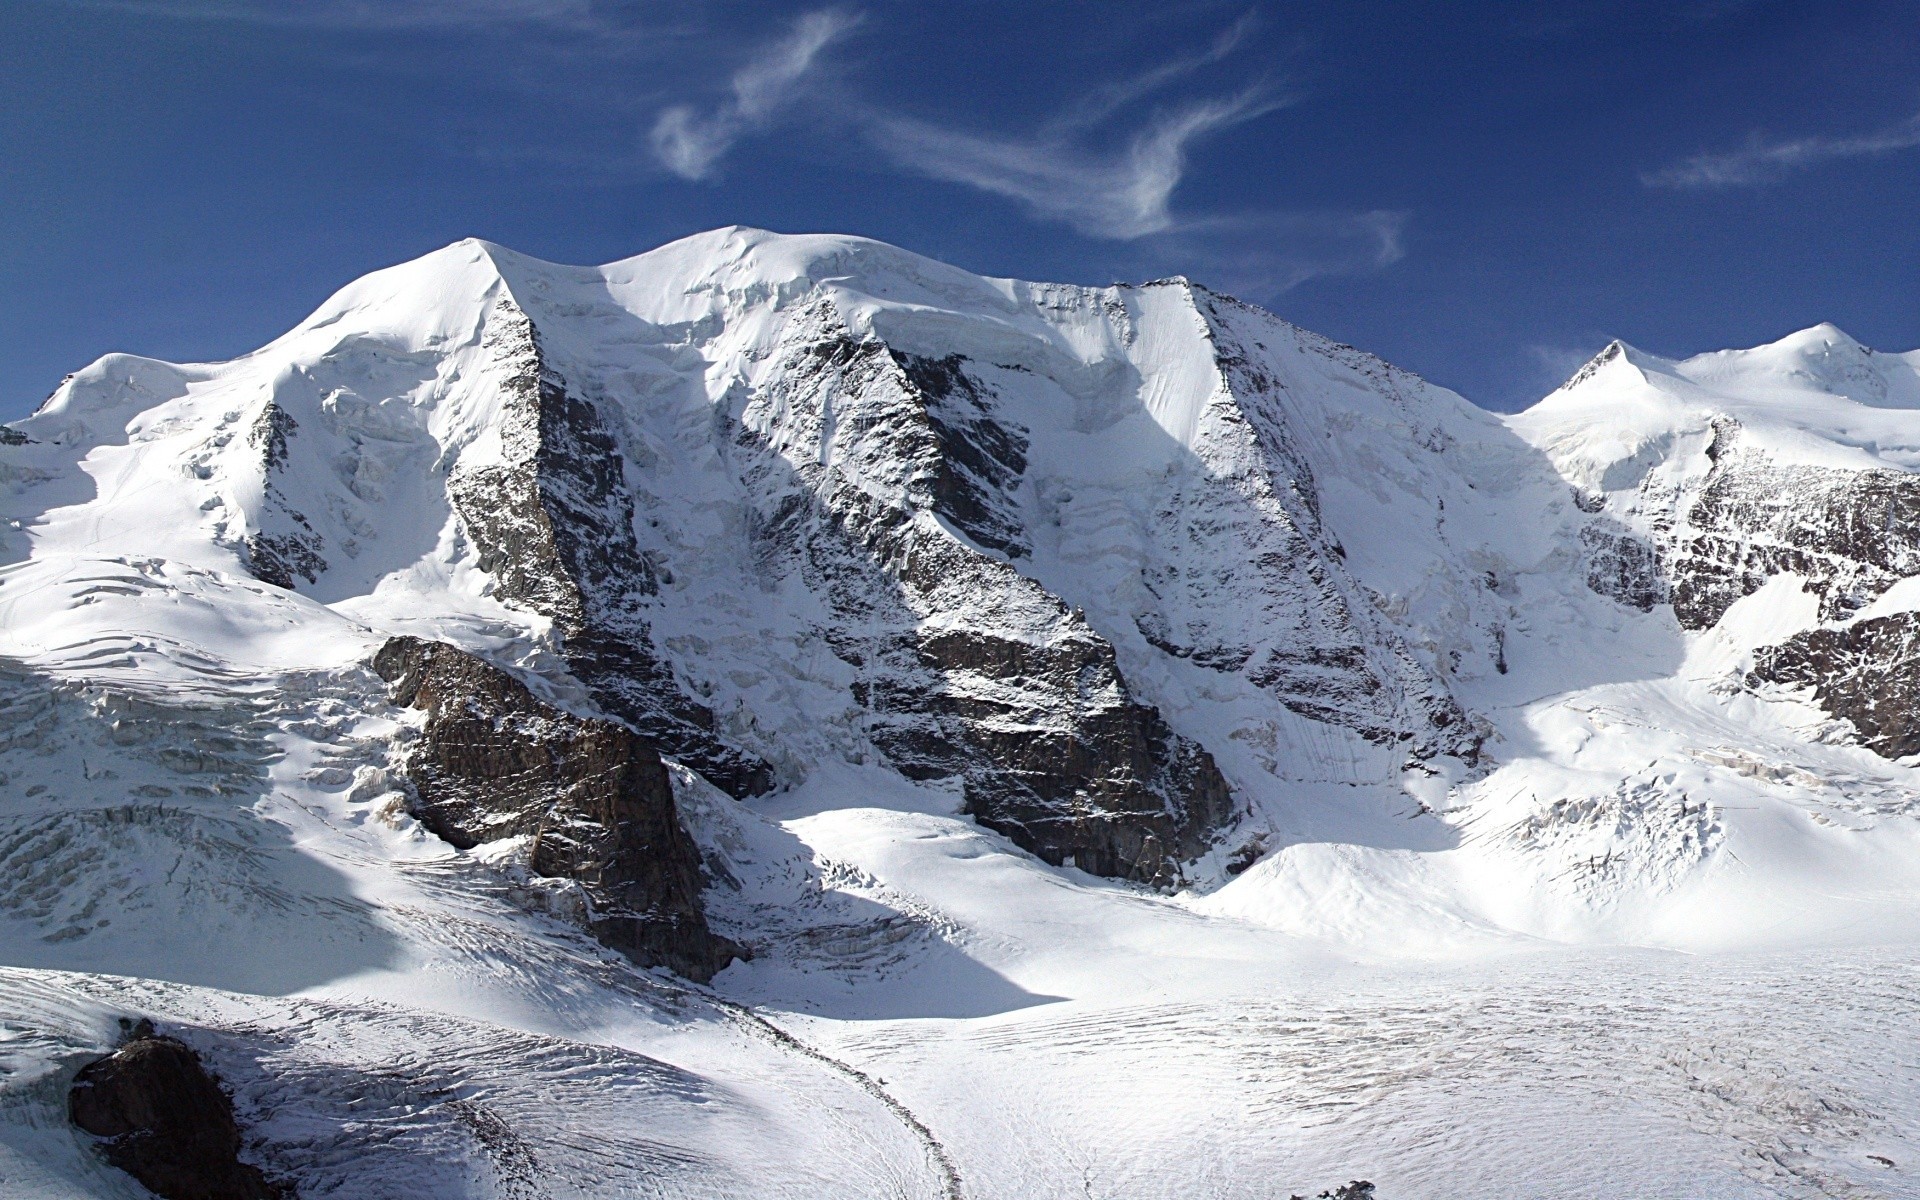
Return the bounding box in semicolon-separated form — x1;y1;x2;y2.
4;230;1920;1197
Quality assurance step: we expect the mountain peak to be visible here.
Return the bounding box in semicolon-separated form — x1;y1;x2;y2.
1672;321;1920;411
1772;319;1863;351
8;230;1920;1199
1531;338;1666;407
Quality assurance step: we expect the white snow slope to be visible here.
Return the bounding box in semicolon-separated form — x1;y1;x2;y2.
4;229;1920;1198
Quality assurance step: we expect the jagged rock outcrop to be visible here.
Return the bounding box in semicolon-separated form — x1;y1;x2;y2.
373;635;739;980
1192;289;1481;761
1667;429;1920;629
893;349;1030;558
734;305;1235;885
238;402;327;590
1516;329;1920;766
1540;372;1920;633
1569;423;1920;632
446;301;774;799
69;1022;280;1200
1751;611;1920;760
1581;519;1671;613
1298;1184;1376;1200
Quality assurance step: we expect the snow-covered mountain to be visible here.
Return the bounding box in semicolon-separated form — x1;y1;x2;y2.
5;230;1920;1198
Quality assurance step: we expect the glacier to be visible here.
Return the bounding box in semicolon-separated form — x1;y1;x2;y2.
2;228;1919;1197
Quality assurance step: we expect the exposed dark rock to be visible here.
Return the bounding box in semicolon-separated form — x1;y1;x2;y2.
446;299;773;798
890;350;1030;558
1295;1183;1375;1200
373;634;740;981
1581;520;1669;612
1566;416;1920;631
249;400;294;471
1665;426;1920;629
1751;610;1920;760
914;625;1235;884
737;309;1236;887
1225;833;1269;875
244;529;326;592
1196;290;1482;764
0;424;31;446
241;402;327;590
69;1024;280;1200
1562;340;1625;393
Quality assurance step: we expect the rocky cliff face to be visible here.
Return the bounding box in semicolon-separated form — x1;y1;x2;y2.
1558;421;1920;630
1667;423;1920;629
1715;443;1920;758
1556;413;1920;768
1187;288;1481;762
444;301;775;800
373;635;739;981
237;401;329;592
1517;329;1920;762
720;300;1235;884
1751;612;1920;760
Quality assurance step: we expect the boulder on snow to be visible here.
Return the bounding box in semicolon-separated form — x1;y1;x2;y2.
69;1022;280;1200
1292;1183;1375;1200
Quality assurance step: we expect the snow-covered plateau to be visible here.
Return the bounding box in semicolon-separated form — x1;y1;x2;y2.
4;228;1920;1198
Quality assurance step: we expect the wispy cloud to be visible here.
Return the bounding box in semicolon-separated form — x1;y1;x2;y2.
843;11;1401;289
1140;209;1408;294
1644;110;1920;188
868;86;1286;240
650;8;861;181
1043;10;1261;136
118;0;1405;295
643;8;1290;241
1525;341;1606;391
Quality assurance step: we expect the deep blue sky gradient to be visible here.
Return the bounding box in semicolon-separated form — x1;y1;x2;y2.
4;0;1917;417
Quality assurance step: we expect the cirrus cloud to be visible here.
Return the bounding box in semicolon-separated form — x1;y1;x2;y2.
866;87;1288;241
1644;110;1920;188
650;8;861;181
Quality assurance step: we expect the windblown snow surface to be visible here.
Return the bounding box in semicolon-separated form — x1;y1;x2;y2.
4;229;1920;1198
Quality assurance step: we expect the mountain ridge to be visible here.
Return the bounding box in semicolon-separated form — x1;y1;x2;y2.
8;230;1920;905
8;229;1920;1197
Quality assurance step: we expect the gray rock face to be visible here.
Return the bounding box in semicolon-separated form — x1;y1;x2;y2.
373;634;740;981
894;349;1031;559
69;1025;280;1200
1662;422;1920;629
1195;290;1481;762
1557;410;1920;758
1581;519;1670;613
1751;611;1920;760
446;301;774;799
1565;412;1920;760
240;402;327;591
731;306;1234;886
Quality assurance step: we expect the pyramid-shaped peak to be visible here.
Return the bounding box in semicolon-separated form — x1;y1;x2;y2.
1545;338;1666;399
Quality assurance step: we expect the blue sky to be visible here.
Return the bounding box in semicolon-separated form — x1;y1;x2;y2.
3;0;1917;418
